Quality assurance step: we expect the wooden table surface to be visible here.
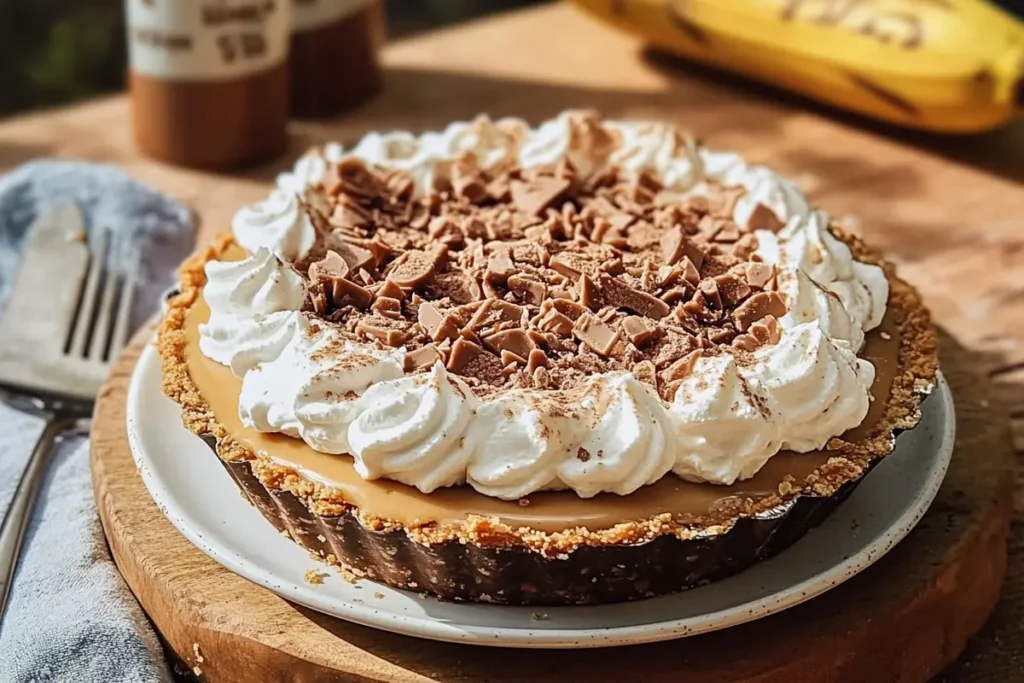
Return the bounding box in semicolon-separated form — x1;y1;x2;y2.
1;3;1021;679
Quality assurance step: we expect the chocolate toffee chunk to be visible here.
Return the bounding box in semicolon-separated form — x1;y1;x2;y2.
160;113;938;606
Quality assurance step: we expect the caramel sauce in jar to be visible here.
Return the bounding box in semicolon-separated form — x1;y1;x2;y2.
289;0;383;117
126;0;290;170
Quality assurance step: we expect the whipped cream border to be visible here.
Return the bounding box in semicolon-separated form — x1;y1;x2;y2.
213;112;889;500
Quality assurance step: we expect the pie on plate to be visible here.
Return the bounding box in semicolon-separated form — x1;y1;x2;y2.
159;112;937;605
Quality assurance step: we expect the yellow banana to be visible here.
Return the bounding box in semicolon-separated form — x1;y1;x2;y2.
571;0;1024;132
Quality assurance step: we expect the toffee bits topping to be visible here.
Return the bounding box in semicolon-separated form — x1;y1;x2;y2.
293;150;788;401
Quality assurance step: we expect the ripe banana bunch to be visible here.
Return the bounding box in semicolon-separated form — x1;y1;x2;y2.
571;0;1024;132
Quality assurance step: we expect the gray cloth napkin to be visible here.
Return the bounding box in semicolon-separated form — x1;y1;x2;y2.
0;161;195;682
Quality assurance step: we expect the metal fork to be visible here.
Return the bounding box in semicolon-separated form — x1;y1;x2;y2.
0;203;139;622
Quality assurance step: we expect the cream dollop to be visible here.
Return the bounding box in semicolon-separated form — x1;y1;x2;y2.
276;143;346;194
203;112;894;499
348;116;527;196
701;148;887;340
775;266;863;350
701;151;812;230
605;121;702;190
672;354;780;485
276;152;327;195
239;324;405;453
348;363;477;493
760;211;888;335
232;189;317;262
198;248;305;377
746;323;875;452
464;374;676;500
465;395;572;500
557;374;676;498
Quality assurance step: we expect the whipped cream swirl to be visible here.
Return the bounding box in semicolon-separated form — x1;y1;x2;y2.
199;248;305;377
349;364;478;493
232;189;317;262
239;321;406;455
205;112;893;499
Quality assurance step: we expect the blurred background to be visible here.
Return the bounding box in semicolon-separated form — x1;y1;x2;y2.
0;0;548;117
3;0;1023;122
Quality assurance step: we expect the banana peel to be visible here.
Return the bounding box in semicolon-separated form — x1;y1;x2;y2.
572;0;1024;133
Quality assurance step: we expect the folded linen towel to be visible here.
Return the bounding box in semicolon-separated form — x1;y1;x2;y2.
0;160;195;683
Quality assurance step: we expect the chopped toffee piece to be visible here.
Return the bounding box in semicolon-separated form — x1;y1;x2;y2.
433;271;483;304
308;252;373;310
367;238;392;265
713;273;752;307
750;315;782;345
486;244;516;284
446;337;484;373
573;313;620;356
507;274;547;306
744;262;776;290
335;242;376;272
622;316;656;346
309;250;349;279
578;274;602;310
371;296;403;319
662;348;703;383
732;334;760;351
733;291;788;331
376;279;406;300
696;278;723;311
418;302;459;343
526;348;549;374
660;226;705;270
387;247;445;289
428;216;465;246
405;344;444;371
452;167;488;204
483;329;536;359
707;186;746;218
711;222;740;243
631;359;657;387
500;349;527;367
538;308;575;336
748;203;786;232
510;176;571;217
356;321;407;347
598;274;671;320
550;298;586;319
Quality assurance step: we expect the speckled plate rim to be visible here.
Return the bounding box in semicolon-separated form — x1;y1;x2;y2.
125;341;954;649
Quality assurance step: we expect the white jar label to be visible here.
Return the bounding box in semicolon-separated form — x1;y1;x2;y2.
292;0;369;33
127;0;290;81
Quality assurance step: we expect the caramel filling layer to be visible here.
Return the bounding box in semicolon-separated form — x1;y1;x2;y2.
183;295;899;532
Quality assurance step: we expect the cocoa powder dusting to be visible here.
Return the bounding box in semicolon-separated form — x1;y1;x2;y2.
277;144;787;392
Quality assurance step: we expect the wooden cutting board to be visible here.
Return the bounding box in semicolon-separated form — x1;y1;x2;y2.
91;328;1012;682
3;3;1021;680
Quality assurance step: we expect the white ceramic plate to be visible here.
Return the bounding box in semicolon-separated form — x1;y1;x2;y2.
126;342;954;648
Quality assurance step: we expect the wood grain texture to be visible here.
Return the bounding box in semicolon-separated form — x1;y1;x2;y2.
91;330;1012;683
2;2;1021;679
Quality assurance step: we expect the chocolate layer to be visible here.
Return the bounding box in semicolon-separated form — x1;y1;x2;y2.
211;431;873;605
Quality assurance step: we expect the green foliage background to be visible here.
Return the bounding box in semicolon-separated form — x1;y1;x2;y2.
0;1;125;116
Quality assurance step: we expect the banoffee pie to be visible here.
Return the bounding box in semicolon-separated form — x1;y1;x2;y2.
160;111;937;605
